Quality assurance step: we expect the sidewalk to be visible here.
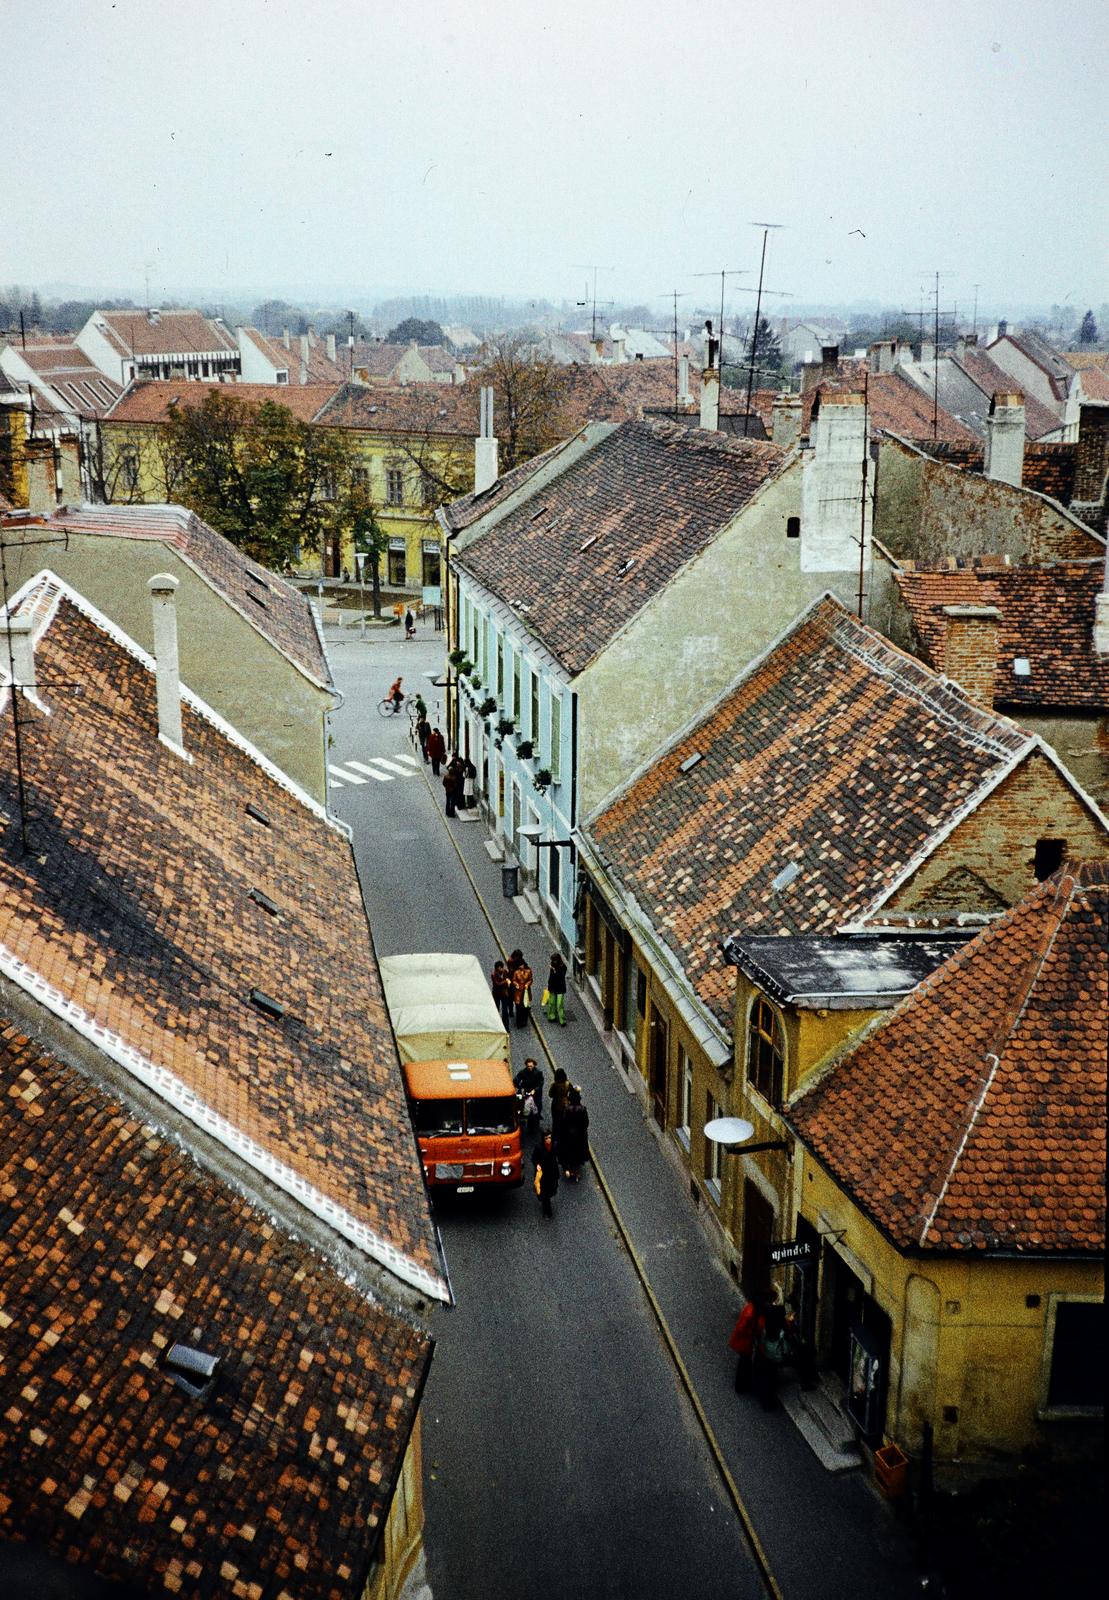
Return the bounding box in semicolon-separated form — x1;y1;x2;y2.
438;800;924;1600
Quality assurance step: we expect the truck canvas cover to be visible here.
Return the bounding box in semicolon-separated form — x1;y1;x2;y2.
379;952;511;1064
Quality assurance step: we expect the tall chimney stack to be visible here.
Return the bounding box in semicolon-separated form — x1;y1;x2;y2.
3;613;36;696
984;391;1026;487
474;386;499;494
677;354;692;407
282;327;291;350
700;321;720;432
941;604;1001;708
299;334;310;385
820;343;840;380
326;332;337;364
148;573;186;754
771;392;803;450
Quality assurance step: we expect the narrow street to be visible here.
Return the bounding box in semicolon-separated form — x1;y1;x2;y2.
327;624;921;1600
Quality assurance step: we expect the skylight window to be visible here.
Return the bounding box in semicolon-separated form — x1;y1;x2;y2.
679;752;703;774
1013;657;1032;677
163;1343;220;1400
245;589;268;610
771;861;801;892
249;887;280;917
580;534;600;552
530;505;549;521
246;571;271;592
245;803;272;827
249;988;285;1020
616;558;635;579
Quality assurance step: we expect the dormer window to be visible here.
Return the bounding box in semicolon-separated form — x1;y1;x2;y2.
747;997;785;1106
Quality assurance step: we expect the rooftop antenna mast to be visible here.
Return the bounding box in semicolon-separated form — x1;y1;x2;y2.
971;283;981;341
901;270;957;438
572;265;613;342
658;289;692;416
729;224;791;436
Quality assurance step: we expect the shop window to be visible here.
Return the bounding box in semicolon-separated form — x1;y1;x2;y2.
747;997;785;1106
387;545;406;586
1043;1298;1105;1413
423;543;441;587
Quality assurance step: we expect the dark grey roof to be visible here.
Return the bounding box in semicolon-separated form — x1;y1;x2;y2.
719;933;973;1008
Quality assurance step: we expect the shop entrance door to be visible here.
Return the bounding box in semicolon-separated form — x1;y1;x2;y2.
742;1180;775;1300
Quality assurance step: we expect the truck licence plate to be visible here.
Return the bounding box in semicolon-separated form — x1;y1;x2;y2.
456;1185;475;1194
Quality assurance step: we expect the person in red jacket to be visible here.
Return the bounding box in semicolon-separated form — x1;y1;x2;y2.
425;726;446;776
728;1293;765;1394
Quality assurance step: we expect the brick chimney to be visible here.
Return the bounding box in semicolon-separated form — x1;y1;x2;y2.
326;332;337;363
820;344;839;379
1072;401;1109;508
474;385;498;494
984;391;1026;487
25;440;57;515
941;604;1001;707
677;354;692;407
700;321;720;432
58;435;82;505
771;392;803;450
148;573;186;754
3;613;36;696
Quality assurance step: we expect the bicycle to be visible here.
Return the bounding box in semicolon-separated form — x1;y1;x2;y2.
377;695;406;717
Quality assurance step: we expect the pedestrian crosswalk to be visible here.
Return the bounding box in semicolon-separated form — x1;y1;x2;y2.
329;751;423;788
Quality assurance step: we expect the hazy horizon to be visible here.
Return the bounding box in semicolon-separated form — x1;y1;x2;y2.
6;0;1107;323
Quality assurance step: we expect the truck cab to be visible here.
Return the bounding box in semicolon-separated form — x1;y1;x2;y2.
403;1058;523;1191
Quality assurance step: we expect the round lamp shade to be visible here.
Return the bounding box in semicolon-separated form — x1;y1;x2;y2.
703;1116;755;1147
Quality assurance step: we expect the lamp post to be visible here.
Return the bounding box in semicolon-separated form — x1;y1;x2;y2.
703;1117;790;1157
355;550;367;639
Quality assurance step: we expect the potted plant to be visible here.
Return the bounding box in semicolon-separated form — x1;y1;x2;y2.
533;768;553;794
470;673;482;690
457;657;474;678
478;696;497;718
516;738;534;760
496;716;515;737
448;647;467;668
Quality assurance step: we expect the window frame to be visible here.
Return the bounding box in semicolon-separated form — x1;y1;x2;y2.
549;690;562;782
1038;1293;1105;1418
386;466;405;506
677;1050;693;1151
704;1092;723;1202
746;996;785;1108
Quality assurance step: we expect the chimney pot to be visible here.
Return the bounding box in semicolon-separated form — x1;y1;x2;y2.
940;603;1001;708
820;344;839;378
148;573;186;754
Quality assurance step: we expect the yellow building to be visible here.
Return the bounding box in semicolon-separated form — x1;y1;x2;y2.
0;389;30;505
786;864;1105;1478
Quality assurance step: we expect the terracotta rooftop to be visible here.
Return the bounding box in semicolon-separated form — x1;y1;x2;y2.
1061;351;1109;374
241;326;347;385
104;379;341;425
910;438;1079;503
894;559;1109;711
454;417;784;675
786;863;1108;1254
4;341;123;420
316;380;480;436
584;595;1038;1027
37;502;333;690
0;575;446;1303
349;340;421;378
92;309;238;360
0;1015;431;1598
805;372;977;443
958;349;1063;439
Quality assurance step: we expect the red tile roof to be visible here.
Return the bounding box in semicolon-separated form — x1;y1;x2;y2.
894;560;1109;711
104;379;341;425
808;372;977;443
93;309;238;359
0;577;445;1302
786;863;1108;1253
317;380;480;436
584;596;1036;1025
241;326;347;384
910;438;1079;503
959;349;1063;439
0;1016;431;1598
44;502;332;688
454;418;784;675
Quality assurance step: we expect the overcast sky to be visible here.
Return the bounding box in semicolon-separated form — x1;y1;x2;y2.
6;0;1107;316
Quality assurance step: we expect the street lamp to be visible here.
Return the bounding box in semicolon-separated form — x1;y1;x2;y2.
355;551;367;639
703;1117;789;1157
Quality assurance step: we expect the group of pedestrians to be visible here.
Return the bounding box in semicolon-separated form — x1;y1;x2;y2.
442;754;476;817
728;1286;817;1410
491;949;534;1027
518;1062;591;1220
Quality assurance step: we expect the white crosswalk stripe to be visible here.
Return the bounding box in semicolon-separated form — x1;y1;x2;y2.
396;752;421;767
329;753;425;787
358;756;411;776
329;764;366;785
343;760;391;782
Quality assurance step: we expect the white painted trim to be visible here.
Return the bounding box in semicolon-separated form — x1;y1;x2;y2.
2;571;351;841
0;941;449;1304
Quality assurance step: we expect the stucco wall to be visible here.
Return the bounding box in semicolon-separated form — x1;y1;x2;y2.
1;534;330;801
891;749;1109;914
1012;711;1109;808
576;465;871;815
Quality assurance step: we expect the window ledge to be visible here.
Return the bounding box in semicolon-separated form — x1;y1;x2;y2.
704;1178;722;1207
676;1127;691;1153
1036;1405;1104;1422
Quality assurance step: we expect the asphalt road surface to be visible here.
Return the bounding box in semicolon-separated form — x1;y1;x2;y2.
328;628;768;1600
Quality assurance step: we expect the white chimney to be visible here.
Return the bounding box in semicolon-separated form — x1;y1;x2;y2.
589;338;604;364
326;332;337;363
984;391;1026;487
869;340;895;375
282;327;291;350
299;334;310;384
474;385;499;494
1095;560;1109;656
677;354;692;406
771;392;803;450
4;614;36;695
148;573;186;754
700;321;720;432
800;393;872;573
920;340;936;364
612;332;627;364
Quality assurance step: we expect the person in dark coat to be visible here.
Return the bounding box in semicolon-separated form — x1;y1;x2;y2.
426;726;446;776
532;1130;559;1219
514;1057;544;1131
443;756;463;816
544;951;568;1025
491;961;513;1027
510;954;533;1027
753;1290;788;1411
559;1086;589;1179
405;608;416;639
548;1067;571;1146
415;715;431;762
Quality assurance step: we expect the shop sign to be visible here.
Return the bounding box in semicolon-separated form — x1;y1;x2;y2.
771;1239;816;1265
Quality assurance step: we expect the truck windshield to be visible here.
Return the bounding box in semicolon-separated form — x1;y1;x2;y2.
413;1099;464;1137
465;1097;518;1135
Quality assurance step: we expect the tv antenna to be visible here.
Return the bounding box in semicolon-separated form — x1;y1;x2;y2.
572;265;613;343
734;223;790;436
658;289;693;416
900;270;957;438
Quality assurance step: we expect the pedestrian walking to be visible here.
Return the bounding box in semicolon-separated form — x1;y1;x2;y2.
548;1067;571;1146
514;1057;544;1131
559;1086;589;1179
426;726;446;776
728;1296;762;1395
415;715;431;762
544;951;568;1026
414;692;427;721
753;1288;788;1411
532;1129;559;1219
405;608;416;640
461;755;476;810
491;961;513;1027
443;756;463;817
511;952;533;1027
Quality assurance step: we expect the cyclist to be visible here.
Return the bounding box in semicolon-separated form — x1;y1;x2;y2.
387;676;404;714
